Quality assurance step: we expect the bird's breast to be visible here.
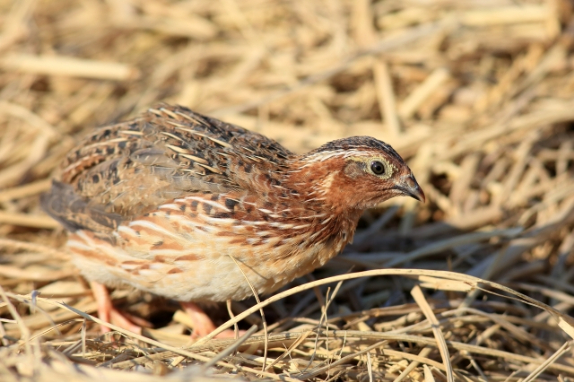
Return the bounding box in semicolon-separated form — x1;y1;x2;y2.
67;192;360;302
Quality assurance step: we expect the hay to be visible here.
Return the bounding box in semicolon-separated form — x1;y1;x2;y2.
1;0;574;380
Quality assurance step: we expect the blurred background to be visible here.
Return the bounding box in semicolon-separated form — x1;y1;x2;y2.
2;0;574;380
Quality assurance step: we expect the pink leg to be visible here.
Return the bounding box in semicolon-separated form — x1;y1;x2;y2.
90;282;144;335
180;301;241;339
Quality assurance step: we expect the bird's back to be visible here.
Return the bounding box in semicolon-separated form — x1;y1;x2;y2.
41;105;294;234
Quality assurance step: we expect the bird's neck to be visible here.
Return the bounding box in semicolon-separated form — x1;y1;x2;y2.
283;157;349;212
278;163;365;249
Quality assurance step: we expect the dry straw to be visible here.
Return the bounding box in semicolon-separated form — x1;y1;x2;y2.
1;0;574;380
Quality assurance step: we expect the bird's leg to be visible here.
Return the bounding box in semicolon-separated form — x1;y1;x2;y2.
180;301;242;339
90;281;145;335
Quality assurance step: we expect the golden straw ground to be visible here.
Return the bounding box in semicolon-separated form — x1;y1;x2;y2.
1;0;574;380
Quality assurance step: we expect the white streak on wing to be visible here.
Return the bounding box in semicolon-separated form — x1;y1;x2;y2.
303;197;325;203
198;225;219;234
296;213;327;219
67;231;96;250
232;225;248;233
308;226;328;241
158;203;181;211
269;222;294;229
123;220;181;239
262;236;282;245
241;220;268;226
321;216;333;224
166;144;191;154
202;216;238;225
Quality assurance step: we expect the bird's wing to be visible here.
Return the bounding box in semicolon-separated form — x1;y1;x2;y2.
41;104;293;233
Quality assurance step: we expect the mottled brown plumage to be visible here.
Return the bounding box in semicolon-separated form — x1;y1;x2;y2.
42;104;424;336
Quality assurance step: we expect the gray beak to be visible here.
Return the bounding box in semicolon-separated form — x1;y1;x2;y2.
394;174;425;202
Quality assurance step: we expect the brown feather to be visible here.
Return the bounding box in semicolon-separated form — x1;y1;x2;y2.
41;104;424;303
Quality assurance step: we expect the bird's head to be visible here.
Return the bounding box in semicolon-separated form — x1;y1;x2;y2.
289;136;425;211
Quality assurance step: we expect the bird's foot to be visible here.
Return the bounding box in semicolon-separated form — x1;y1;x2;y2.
180;301;243;339
90;281;151;335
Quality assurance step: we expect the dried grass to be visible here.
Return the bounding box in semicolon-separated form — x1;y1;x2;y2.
1;0;574;380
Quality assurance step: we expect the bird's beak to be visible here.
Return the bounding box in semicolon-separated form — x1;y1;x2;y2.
394;174;425;202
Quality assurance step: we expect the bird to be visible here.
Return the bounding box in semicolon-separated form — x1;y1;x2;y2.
41;104;425;337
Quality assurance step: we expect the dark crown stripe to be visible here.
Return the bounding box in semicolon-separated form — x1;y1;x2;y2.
305;136;404;162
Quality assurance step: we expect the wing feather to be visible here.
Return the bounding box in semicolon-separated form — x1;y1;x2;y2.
41;104;294;232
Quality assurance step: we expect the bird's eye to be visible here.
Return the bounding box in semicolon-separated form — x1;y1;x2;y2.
370;161;385;175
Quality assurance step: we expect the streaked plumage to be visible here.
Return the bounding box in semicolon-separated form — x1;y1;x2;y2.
42;104;424;334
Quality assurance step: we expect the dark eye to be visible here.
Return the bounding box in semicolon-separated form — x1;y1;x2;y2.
370;161;385;175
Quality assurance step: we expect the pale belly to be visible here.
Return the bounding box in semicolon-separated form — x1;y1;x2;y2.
68;227;343;302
